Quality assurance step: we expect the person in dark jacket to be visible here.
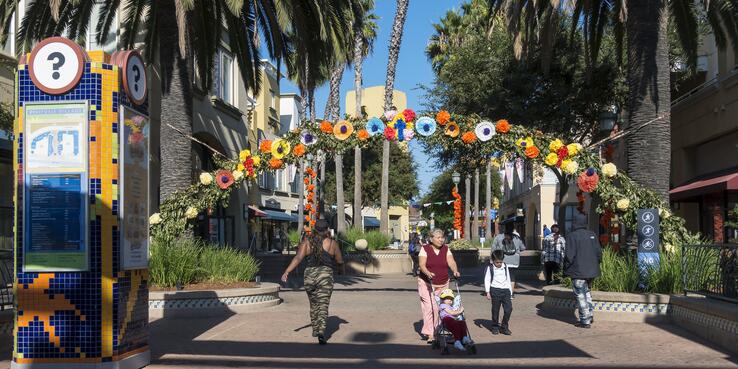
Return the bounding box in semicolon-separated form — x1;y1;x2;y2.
564;212;602;328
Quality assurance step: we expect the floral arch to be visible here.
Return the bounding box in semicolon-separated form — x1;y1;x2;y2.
150;108;694;251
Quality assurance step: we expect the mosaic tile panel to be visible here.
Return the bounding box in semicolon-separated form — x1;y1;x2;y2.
544;296;671;315
149;293;280;310
14;52;149;366
670;305;738;336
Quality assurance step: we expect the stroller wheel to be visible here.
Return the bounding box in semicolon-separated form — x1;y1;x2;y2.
441;346;449;355
467;345;477;355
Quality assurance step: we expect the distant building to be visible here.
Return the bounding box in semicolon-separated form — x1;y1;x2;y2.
345;86;407;118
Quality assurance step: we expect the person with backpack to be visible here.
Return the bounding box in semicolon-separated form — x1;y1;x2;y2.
408;233;420;276
484;250;514;335
564;212;602;329
491;226;526;298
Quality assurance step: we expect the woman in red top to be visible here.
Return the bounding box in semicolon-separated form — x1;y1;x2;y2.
417;229;461;343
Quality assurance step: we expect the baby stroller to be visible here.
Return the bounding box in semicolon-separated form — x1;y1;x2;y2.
430;279;477;355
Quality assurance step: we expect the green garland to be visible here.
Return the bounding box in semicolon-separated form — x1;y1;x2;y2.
150;108;697;251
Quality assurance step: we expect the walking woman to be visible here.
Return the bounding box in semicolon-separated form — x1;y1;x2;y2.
282;219;344;344
417;228;461;343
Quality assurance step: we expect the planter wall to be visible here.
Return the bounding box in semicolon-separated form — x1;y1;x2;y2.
149;283;281;318
542;285;738;354
345;250;411;274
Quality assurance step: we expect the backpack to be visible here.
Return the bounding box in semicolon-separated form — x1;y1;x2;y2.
502;237;518;256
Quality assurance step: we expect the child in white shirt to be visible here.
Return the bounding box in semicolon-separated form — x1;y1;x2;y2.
484;250;514;335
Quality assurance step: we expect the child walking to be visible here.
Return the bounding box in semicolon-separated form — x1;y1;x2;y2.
484;250;514;335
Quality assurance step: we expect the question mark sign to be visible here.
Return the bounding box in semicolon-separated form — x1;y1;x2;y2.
47;52;65;80
132;64;141;92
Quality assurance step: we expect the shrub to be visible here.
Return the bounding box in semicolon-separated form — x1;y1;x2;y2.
364;231;391;250
149;236;204;288
287;230;301;248
449;239;477;250
338;228;365;250
199;245;261;283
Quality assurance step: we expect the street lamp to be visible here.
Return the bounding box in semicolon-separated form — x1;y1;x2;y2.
599;106;618;133
452;171;461;186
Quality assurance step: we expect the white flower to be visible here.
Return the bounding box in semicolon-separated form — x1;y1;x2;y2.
199;172;213;185
563;160;579;175
659;208;671;219
149;213;162;225
664;243;675;254
233;170;244;181
602;163;618;178
616;198;630;210
185;207;198;219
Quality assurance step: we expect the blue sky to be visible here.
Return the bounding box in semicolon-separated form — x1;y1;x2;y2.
280;1;464;197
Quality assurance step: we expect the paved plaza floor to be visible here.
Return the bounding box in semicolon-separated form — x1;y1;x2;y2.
2;271;737;368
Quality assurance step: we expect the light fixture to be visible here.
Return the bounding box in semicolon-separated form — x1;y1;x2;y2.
599;106;618;132
452;171;461;186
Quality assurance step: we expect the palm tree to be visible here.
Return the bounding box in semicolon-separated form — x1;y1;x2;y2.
485;0;738;202
353;1;379;230
473;168;480;243
8;0;360;202
381;0;410;235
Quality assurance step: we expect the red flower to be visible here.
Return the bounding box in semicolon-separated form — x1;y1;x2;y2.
402;108;416;122
576;168;599;193
384;126;396;141
215;170;235;190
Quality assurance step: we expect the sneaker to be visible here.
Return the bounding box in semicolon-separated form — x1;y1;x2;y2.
420;334;429;341
510;293;515;300
462;336;472;345
491;327;500;335
501;328;512;335
454;341;466;351
575;322;591;329
318;334;327;344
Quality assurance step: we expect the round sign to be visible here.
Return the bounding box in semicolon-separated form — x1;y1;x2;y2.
121;50;147;105
642;239;655;250
641;212;654;224
28;37;86;95
642;225;655;237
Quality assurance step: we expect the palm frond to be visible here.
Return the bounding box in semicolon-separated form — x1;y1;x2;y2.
671;0;699;70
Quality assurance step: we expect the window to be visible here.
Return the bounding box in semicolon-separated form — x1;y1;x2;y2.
270;90;276;110
216;49;234;105
553;204;579;234
275;169;283;191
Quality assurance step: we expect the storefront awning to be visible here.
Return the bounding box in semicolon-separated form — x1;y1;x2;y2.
248;205;267;217
261;209;297;222
364;216;380;227
670;172;738;201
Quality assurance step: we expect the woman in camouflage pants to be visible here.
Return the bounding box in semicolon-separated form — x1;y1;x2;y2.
282;219;344;344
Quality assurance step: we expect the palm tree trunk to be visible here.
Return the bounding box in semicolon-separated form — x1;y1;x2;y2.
158;0;194;202
329;64;343;120
336;153;345;234
381;0;410;235
464;174;471;241
309;89;316;123
626;0;671;203
486;162;492;241
354;34;364;230
554;170;569;236
473;168;480;243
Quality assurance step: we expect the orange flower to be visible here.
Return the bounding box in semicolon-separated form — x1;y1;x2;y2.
305;204;312;212
357;129;370;141
269;158;283;169
436;110;451;125
495;119;510;133
305;167;315;176
307;184;315;191
293;143;306;157
524;145;540;159
307;193;315;202
304;178;310;185
461;131;476;144
320;120;333;133
259;140;272;153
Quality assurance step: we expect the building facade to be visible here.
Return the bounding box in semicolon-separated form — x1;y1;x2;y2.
670;31;738;244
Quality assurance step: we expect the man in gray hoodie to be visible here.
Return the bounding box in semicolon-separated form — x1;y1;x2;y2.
491;226;526;297
564;212;602;328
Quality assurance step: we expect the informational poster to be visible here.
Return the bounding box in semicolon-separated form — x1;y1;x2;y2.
120;108;150;269
24;102;88;271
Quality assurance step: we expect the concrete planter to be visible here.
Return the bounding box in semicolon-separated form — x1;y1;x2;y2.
450;249;481;268
149;282;281;318
345;250;411;274
542;285;738;354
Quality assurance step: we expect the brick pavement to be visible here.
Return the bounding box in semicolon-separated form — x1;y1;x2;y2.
1;272;736;368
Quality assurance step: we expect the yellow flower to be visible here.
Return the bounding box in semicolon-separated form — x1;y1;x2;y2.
233;170;244;181
239;149;251;162
237;163;245;171
490;158;501;168
271;139;291;159
563;160;579;174
252;156;261;167
567;143;581;156
185;207;198;219
616;198;630;210
199;172;213;185
515;137;534;148
549;139;564;152
149;213;161;225
545;153;559;166
601;163;618;178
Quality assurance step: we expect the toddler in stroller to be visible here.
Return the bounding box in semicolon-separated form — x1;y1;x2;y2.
434;287;476;355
